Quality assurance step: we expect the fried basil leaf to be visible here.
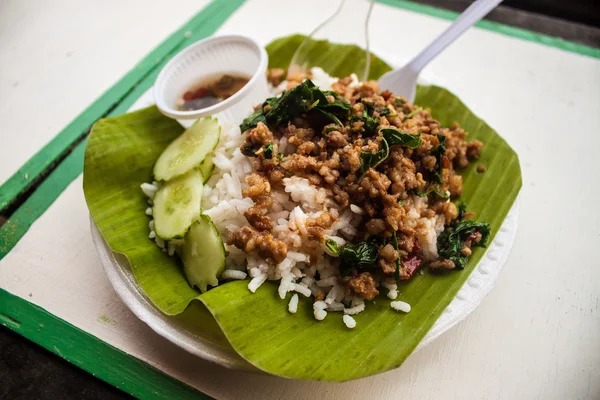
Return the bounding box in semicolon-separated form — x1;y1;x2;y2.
326;238;379;276
325;238;341;255
379;108;391;117
380;128;422;149
415;185;449;200
240;80;352;132
240;108;268;133
359;137;389;175
457;201;467;221
339;240;379;276
263;143;274;159
403;106;423;121
350;110;379;135
437;220;491;269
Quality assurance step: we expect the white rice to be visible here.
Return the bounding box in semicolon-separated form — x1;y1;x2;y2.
381;280;399;300
314;301;328;321
140;183;158;199
222;270;247;280
349;204;365;215
316;277;337;287
140;67;447;326
344;302;365;316
310;67;338;90
294;283;312;297
288;293;299;313
343;314;357;329
390;300;412;313
248;274;267;293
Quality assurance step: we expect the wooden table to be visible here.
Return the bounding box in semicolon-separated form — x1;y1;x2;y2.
1;1;599;399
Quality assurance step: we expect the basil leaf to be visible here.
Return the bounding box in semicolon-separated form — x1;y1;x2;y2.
457;201;467;221
359;137;389;175
361;99;375;116
362;111;380;134
380;128;421;149
325;238;340;255
315;108;343;126
379;108;391;117
415;185;449;200
338;239;379;276
265;80;315;126
403;106;423;121
240;80;351;132
437;219;490;269
240;109;268;133
305;99;320;111
350;110;379;135
263;143;274;159
242;145;257;157
324;125;339;135
327;238;379;276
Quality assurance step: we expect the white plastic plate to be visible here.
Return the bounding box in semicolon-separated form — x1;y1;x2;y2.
90;57;520;371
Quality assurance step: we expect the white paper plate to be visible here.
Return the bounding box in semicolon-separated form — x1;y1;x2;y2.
90;58;520;372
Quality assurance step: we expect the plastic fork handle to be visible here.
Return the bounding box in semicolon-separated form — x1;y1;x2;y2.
407;0;504;73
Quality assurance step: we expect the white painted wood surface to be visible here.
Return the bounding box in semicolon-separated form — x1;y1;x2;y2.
0;0;208;185
1;1;600;399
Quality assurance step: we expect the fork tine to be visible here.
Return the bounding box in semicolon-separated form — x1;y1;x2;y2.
288;0;376;82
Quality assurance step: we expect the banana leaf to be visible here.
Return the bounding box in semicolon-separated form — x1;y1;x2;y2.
83;34;521;381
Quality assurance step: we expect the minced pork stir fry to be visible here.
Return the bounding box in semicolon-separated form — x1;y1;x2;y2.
227;69;490;302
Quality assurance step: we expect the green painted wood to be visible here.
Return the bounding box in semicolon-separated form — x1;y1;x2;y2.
377;0;600;59
0;140;86;259
0;290;215;400
0;0;246;214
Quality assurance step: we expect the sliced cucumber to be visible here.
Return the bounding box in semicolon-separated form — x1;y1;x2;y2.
153;169;203;240
181;215;226;292
199;155;215;184
154;117;220;181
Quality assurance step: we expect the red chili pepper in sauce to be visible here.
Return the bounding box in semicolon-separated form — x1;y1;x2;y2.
195;87;209;98
468;230;481;243
442;155;450;169
403;254;423;277
182;91;195;101
413;238;421;253
381;90;393;101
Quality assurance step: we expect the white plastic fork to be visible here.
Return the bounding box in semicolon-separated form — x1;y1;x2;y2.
289;0;375;82
378;0;504;101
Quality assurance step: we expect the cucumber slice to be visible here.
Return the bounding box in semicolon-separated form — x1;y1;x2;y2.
153;169;203;240
154;117;220;181
199;156;215;184
181;215;226;292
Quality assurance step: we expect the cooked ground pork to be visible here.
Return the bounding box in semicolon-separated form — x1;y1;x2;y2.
228;226;288;263
344;272;379;300
228;71;485;300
